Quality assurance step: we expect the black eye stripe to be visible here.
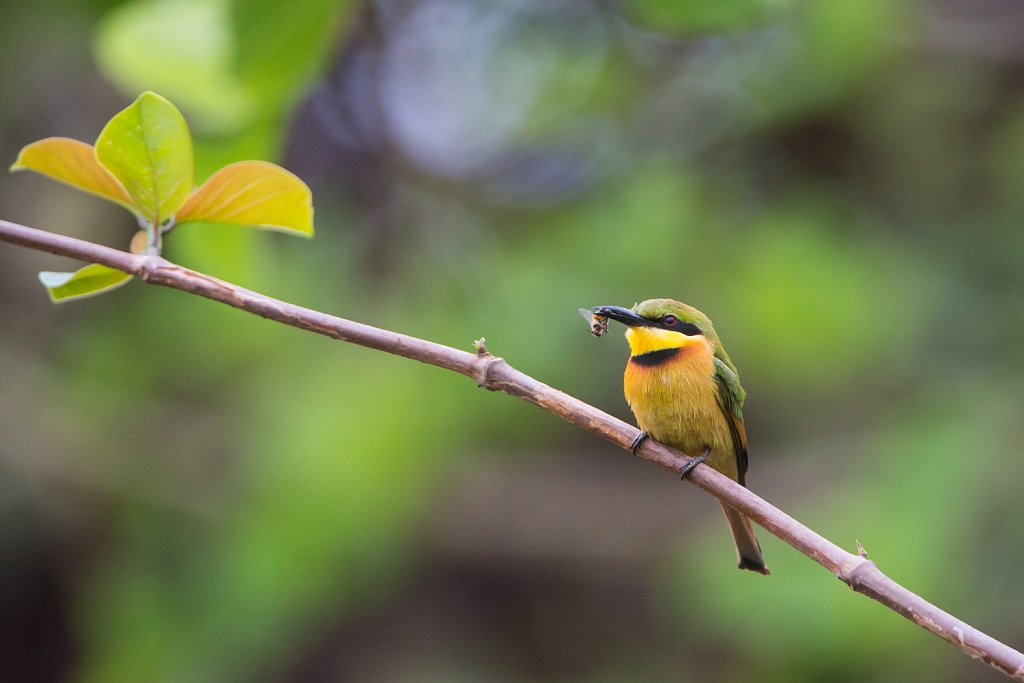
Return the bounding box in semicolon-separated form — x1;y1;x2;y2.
651;314;702;336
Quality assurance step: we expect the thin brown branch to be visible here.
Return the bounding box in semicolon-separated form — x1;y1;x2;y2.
2;217;1022;680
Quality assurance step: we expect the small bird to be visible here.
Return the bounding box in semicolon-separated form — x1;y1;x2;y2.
591;299;769;575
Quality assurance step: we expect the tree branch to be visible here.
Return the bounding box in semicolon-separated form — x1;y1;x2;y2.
2;218;1022;680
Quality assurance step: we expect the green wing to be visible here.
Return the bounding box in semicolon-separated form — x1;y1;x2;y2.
713;357;749;485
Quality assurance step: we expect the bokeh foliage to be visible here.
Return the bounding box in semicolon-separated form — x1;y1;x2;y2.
1;0;1023;681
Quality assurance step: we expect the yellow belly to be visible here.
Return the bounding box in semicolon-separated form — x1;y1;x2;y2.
623;344;739;481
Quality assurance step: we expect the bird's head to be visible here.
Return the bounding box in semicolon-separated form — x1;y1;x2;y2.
591;299;737;372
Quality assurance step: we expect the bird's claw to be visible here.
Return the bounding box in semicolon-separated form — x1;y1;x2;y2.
680;446;711;480
630;431;649;455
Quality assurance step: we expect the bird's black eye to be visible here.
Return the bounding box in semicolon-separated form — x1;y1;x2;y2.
663;315;677;326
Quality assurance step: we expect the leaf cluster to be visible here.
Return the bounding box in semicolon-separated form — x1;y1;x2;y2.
11;91;313;302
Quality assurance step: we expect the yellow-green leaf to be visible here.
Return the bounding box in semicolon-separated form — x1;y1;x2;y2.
38;264;133;303
176;160;313;237
95;91;194;223
10;137;135;211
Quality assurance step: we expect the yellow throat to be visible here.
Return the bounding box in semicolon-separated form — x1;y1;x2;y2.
625;326;703;356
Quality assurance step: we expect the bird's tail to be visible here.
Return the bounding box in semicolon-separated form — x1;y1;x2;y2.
720;503;770;575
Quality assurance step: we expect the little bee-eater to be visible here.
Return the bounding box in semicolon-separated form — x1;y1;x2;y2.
591;299;769;575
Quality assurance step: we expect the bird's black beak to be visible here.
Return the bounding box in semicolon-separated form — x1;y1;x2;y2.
591;305;651;328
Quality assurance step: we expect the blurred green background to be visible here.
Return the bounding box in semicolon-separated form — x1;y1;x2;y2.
2;0;1023;681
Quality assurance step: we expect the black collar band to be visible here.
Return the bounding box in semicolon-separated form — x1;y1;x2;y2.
629;347;680;367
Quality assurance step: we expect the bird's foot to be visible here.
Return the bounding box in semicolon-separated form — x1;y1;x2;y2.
630;431;650;455
680;446;711;480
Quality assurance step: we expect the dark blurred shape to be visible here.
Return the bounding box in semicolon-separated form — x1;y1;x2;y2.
0;512;76;683
284;5;388;189
284;4;400;269
284;0;612;257
925;0;1024;61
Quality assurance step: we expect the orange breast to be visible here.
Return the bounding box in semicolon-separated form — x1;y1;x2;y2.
623;341;739;480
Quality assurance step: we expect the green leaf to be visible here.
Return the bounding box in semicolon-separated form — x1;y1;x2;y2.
38;264;134;303
93;0;255;134
176;160;313;237
231;0;352;105
10;137;135;212
95;91;194;224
